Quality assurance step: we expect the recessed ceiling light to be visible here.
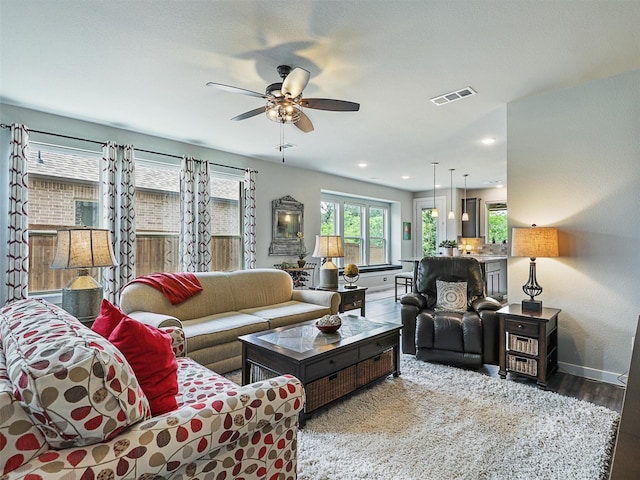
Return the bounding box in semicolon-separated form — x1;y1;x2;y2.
481;138;496;145
401;175;410;180
358;163;367;168
495;184;504;188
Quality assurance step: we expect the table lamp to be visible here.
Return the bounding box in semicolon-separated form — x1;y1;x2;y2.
313;235;344;288
511;224;558;312
51;228;118;322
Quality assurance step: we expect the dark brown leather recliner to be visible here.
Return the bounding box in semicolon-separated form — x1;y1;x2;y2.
400;257;502;368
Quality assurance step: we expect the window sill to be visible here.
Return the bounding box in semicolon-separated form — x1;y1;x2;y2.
338;264;402;274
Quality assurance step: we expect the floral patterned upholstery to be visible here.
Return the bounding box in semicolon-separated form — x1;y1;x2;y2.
1;299;304;479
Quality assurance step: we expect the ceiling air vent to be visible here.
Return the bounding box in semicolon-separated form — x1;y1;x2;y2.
430;87;477;106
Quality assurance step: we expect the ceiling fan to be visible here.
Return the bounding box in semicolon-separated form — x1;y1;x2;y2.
206;65;360;133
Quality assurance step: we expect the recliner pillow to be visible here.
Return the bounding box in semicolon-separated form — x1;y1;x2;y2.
435;280;467;313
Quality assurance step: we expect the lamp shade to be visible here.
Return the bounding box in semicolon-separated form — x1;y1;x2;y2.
312;235;344;259
51;228;117;269
511;226;559;259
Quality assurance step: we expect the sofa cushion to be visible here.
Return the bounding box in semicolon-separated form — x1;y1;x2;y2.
181;312;269;351
93;300;179;416
240;300;333;328
0;299;150;449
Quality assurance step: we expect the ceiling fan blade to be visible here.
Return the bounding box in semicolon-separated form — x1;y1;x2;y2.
231;106;266;121
282;67;310;98
300;98;360;111
206;82;267;99
294;111;314;133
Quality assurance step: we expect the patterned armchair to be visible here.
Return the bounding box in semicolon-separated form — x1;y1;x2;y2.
1;298;304;479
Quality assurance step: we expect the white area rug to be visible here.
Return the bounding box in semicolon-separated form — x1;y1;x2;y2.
297;355;619;480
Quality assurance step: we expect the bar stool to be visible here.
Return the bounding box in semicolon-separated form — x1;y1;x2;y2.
395;272;414;301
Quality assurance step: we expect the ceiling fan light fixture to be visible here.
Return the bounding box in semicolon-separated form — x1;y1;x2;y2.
266;100;302;124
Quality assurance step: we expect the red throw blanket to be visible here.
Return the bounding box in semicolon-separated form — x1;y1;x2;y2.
128;272;203;305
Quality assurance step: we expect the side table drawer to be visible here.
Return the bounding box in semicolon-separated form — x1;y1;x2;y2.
306;365;356;412
507;354;538;377
508;333;539;355
307;349;358;381
342;299;363;312
505;319;538;337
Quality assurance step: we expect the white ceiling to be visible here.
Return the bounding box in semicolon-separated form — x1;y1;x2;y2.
1;1;639;191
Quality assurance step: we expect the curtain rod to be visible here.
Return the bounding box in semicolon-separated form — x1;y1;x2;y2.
1;123;257;173
1;123;104;145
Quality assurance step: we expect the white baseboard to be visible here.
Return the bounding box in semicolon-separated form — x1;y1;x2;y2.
558;361;627;387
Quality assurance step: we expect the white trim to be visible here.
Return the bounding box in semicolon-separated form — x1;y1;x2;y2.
558;361;627;387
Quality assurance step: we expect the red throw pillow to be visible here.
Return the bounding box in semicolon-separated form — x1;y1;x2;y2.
92;300;178;415
92;298;126;338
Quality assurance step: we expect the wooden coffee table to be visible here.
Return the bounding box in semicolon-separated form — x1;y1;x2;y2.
238;314;401;426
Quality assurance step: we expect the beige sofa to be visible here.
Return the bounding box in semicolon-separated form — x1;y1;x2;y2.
119;268;340;373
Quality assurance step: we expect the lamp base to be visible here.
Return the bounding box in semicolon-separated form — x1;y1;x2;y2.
62;275;104;323
521;299;542;312
318;268;339;289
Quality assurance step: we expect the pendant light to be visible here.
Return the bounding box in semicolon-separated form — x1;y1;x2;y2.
462;174;469;222
447;168;455;220
431;162;439;217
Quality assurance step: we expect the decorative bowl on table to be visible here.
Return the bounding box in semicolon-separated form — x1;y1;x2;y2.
316;314;342;333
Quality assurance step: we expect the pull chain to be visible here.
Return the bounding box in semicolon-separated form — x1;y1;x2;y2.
280;121;285;163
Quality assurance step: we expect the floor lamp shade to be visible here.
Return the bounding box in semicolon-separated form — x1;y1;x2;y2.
51;228;117;322
511;225;558;312
312;235;344;288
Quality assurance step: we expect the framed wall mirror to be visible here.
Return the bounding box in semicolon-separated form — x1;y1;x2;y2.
269;195;304;255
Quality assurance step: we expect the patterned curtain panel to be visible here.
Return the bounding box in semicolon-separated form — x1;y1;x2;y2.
196;160;212;271
243;169;257;269
102;142;136;303
179;156;196;272
6;124;29;302
179;156;211;272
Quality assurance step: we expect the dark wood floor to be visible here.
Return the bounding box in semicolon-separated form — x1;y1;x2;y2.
366;289;626;413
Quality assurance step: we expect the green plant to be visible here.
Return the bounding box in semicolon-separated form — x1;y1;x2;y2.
439;239;458;248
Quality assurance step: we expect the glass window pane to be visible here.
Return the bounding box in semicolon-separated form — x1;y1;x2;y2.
211;175;242;271
27;145;101;293
344;238;361;265
321;201;337;235
135;160;181;276
368;238;386;264
369;207;384;237
422;208;437;255
488;207;508;244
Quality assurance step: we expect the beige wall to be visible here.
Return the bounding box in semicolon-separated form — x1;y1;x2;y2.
507;69;640;383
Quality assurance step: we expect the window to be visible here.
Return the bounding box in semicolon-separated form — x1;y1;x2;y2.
210;173;242;271
27;144;102;293
134;159;181;277
75;200;99;227
321;194;390;267
27;144;243;294
487;202;508;244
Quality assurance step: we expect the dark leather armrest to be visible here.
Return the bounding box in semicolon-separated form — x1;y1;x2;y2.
471;297;501;312
400;292;427;310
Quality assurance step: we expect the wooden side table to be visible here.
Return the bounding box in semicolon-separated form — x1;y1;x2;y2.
497;304;561;388
313;285;367;316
